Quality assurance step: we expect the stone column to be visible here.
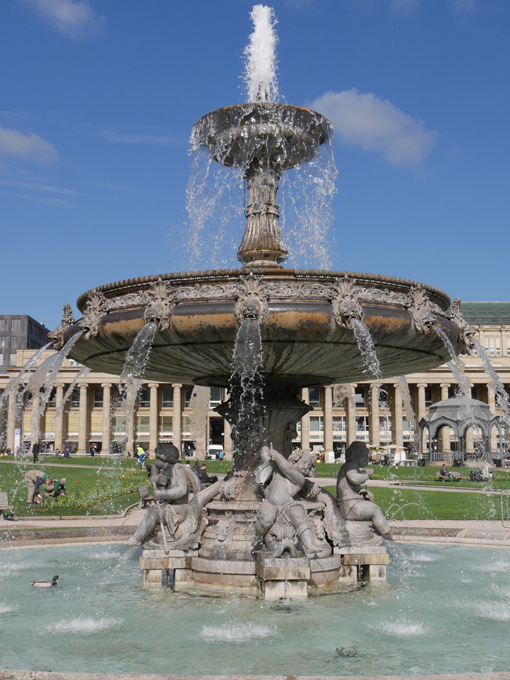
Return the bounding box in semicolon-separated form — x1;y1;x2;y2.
323;386;333;452
54;383;65;451
300;388;310;450
392;383;403;447
488;386;498;452
101;383;112;455
77;382;88;454
148;382;159;454
223;418;232;461
172;384;182;452
346;384;357;448
465;427;474;454
439;383;451;452
369;383;380;447
417;383;427;453
6;394;17;451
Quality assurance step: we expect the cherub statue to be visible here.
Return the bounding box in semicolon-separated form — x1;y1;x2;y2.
253;445;329;558
127;442;220;550
336;441;391;539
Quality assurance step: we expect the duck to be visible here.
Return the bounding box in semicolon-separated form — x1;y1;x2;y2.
31;575;62;588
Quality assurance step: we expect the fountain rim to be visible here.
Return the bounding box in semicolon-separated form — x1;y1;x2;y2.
75;267;451;314
191;102;332;134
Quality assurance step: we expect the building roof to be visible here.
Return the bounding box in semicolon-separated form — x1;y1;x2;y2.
460;302;510;326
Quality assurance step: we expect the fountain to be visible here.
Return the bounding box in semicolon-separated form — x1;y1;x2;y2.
47;5;471;597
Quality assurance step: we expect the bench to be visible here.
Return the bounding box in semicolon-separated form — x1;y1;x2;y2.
0;491;13;517
436;471;462;482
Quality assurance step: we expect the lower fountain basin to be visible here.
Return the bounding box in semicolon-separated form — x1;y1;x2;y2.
62;268;463;386
1;541;509;676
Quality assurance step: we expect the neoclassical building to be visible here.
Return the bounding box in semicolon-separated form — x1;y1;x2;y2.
1;302;509;459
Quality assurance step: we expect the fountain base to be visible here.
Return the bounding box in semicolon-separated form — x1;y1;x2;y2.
139;543;388;597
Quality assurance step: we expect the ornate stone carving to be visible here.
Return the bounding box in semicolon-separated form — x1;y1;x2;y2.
358;286;407;307
78;291;109;340
331;276;363;327
144;278;177;330
48;303;75;350
405;286;437;334
262;281;333;299
449;298;476;355
253;446;326;559
176;282;240;301
234;273;269;325
220;471;250;501
335;442;391;543
127;443;221;552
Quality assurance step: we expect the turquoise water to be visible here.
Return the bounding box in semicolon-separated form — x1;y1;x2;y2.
0;541;509;676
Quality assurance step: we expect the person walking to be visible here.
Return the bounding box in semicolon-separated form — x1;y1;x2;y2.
32;442;40;464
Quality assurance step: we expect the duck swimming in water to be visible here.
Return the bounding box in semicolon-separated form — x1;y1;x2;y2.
31;575;62;588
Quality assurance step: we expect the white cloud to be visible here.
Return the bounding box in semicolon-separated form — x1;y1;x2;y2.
310;89;436;167
99;130;182;146
450;0;476;12
25;0;105;39
0;179;75;194
389;0;421;15
0;125;58;163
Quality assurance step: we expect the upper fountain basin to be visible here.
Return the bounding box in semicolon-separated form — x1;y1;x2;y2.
190;103;331;172
59;268;464;388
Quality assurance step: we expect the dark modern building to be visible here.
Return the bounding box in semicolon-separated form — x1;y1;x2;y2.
0;315;50;369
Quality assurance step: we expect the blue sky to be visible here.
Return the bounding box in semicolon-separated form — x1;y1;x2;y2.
1;0;508;330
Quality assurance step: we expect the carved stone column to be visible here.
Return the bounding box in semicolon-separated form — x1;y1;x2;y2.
54;383;65;451
148;382;159;453
77;383;88;454
369;383;380;448
101;383;111;455
172;383;182;453
238;167;287;268
392;383;403;447
323;386;333;452
346;384;357;448
300;388;310;449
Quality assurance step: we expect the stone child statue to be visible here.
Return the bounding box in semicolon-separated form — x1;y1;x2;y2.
127;442;220;549
253;445;327;558
336;441;391;539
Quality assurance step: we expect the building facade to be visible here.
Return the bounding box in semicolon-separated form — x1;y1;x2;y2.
0;315;49;369
0;303;509;458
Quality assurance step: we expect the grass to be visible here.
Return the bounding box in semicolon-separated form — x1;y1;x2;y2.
0;459;148;518
323;485;508;521
2;455;508;522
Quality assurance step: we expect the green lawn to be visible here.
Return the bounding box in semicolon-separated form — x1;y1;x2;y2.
2;456;508;522
0;460;148;517
323;485;508;521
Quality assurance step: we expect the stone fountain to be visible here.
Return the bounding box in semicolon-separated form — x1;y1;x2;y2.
50;5;470;598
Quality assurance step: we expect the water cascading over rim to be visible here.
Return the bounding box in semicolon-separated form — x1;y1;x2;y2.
190;103;331;268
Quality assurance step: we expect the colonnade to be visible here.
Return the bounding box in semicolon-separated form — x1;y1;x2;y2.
2;373;507;457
